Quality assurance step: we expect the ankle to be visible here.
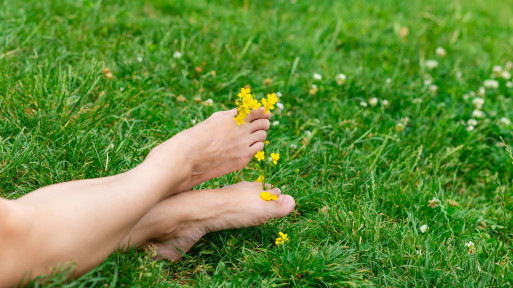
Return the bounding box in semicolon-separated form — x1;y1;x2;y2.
136;136;196;196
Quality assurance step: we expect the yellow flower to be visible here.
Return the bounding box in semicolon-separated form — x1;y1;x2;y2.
234;113;246;125
240;94;256;114
271;153;280;164
260;191;278;201
267;93;278;104
275;232;289;245
239;101;251;115
251;101;261;111
262;98;274;114
238;87;251;98
255;151;265;161
256;175;264;183
248;97;261;111
264;140;269;144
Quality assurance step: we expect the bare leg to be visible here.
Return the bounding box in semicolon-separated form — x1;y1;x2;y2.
0;108;270;286
120;182;295;260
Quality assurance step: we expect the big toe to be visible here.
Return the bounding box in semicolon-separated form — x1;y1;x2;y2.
268;194;295;219
246;107;271;122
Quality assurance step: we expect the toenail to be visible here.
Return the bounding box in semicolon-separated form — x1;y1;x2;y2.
282;195;295;206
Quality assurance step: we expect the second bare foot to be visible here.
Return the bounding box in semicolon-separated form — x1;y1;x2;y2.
120;181;295;260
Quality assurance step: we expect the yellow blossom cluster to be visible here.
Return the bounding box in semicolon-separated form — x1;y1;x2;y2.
254;151;279;165
275;232;289;245
262;93;278;113
234;88;277;125
234;88;260;125
260;191;278;201
231;87;289;247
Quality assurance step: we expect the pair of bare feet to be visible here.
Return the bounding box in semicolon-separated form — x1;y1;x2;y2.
120;108;295;260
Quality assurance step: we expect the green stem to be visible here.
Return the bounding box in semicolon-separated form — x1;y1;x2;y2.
263;148;267;190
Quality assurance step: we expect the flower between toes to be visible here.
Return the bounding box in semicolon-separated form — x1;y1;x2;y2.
260;191;278;201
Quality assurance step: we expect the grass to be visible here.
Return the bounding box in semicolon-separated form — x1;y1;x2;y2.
2;0;513;286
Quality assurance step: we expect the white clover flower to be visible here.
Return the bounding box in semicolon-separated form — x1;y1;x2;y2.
467;119;478;126
336;73;346;85
276;102;284;110
360;101;368;108
478;87;485;97
465;241;476;254
290;144;297;149
472;98;484;109
507;82;513;88
429;85;438;94
276;92;283;97
435;47;446;57
466;125;475;132
202;98;214;106
369;97;378;107
305;130;312;136
413;98;422;104
382;99;390;108
425;59;439;70
385;78;392;85
399;26;409;38
420;224;428;233
492;65;503;75
424;78;433;86
456;71;463;80
120;87;124;91
484;79;499;89
173;51;182;58
463;94;469;101
472;110;485;118
313;73;322;80
137;56;143;62
309;84;318;95
500;117;511;126
429;197;440;205
191;119;197;124
395;123;404;132
502;71;511;80
272;121;280;126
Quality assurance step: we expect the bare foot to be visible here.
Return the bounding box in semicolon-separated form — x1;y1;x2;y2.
120;182;295;260
142;108;271;191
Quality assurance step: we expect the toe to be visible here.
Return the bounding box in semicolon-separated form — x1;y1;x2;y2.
227;108;238;118
268;193;295;219
246;107;271;122
249;142;264;155
250;130;267;145
248;119;270;133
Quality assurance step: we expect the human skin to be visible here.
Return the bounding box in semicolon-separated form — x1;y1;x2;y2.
120;181;295;261
0;108;274;287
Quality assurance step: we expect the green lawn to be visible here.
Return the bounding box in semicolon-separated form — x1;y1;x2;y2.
2;0;513;286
